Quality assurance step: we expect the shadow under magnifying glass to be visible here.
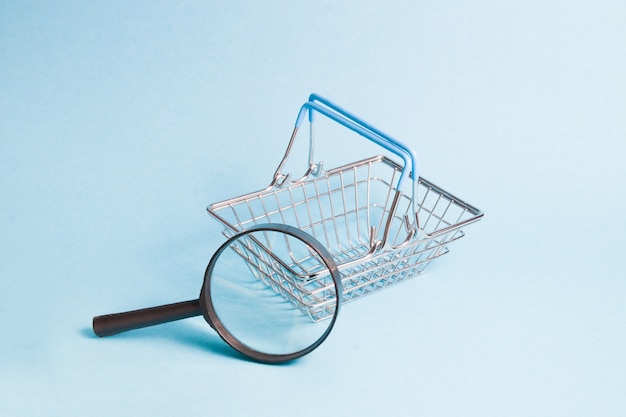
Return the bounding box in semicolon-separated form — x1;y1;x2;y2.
79;322;273;364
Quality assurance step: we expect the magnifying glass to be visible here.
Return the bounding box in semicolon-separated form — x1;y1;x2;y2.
93;224;342;363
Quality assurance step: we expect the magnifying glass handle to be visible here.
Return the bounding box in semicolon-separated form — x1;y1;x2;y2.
93;299;202;337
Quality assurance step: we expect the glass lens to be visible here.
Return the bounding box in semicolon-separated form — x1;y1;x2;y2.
204;228;339;359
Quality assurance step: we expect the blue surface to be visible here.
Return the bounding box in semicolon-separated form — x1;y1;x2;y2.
1;2;625;416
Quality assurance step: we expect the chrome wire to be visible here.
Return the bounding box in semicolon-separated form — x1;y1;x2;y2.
208;155;482;319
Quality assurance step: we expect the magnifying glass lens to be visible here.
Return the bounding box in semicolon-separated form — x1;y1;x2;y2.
204;228;339;359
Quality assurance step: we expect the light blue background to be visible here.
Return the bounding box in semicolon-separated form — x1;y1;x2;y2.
1;1;625;416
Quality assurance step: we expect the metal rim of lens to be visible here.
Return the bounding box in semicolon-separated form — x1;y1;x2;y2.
199;223;342;364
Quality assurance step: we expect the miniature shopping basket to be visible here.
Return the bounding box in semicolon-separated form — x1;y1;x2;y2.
208;94;483;321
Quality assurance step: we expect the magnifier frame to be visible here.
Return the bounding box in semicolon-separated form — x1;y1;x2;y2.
199;223;342;363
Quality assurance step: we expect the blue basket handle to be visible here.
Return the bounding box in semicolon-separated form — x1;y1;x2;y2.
294;95;418;191
307;94;418;175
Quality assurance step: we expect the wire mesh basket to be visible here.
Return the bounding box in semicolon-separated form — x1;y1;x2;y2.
208;94;483;320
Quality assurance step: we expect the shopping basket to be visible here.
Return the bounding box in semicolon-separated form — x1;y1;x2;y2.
208;94;483;321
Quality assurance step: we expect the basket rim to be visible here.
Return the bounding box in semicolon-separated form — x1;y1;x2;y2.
207;154;483;237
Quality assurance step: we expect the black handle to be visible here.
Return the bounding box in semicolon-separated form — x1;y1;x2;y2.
93;299;202;337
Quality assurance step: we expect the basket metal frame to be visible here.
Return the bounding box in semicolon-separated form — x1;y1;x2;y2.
207;95;483;319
